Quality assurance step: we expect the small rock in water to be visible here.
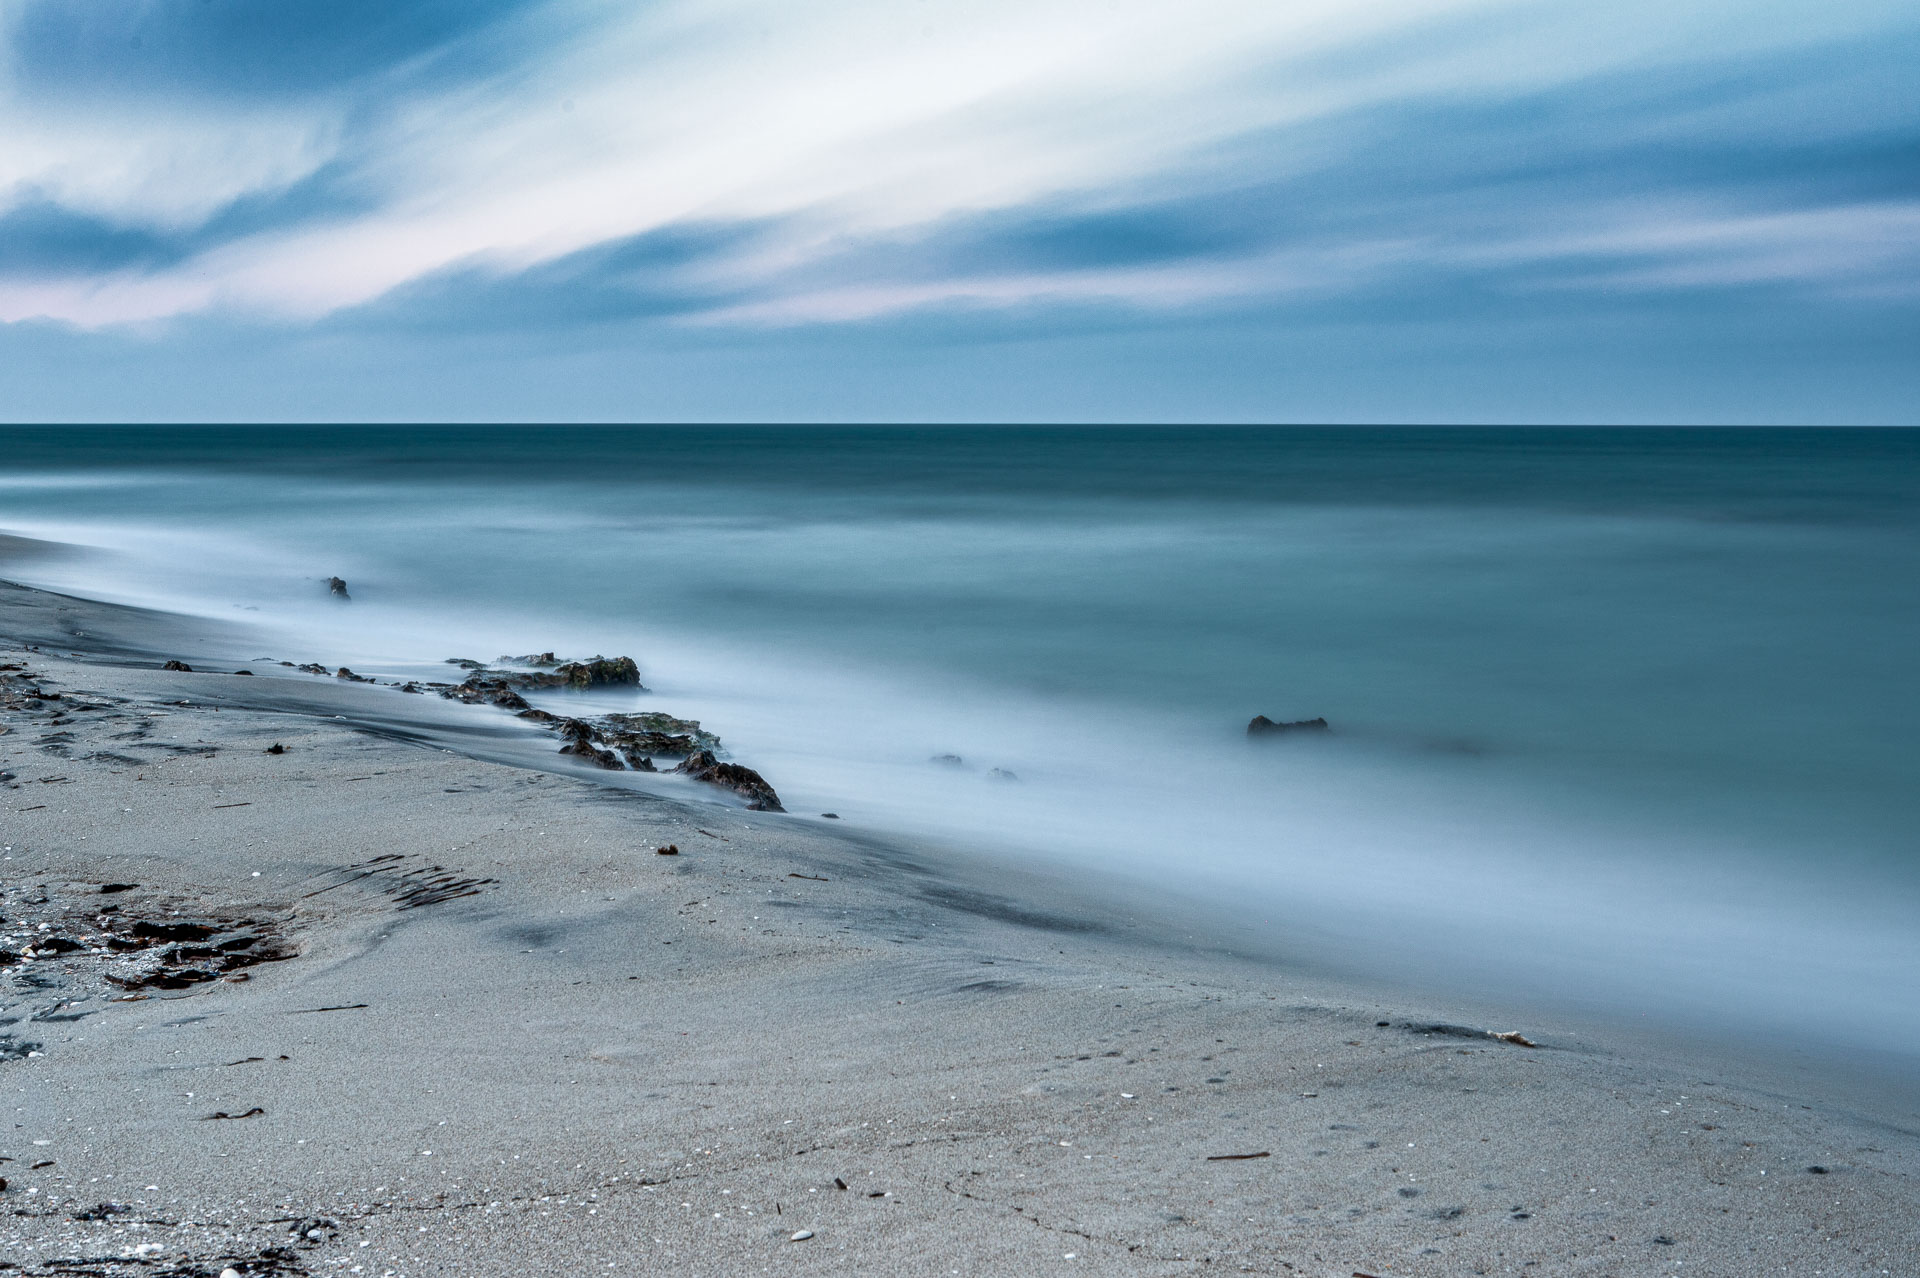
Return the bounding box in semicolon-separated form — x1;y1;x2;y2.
790;1229;814;1241
232;669;253;676
1247;714;1331;737
931;753;965;766
326;576;350;599
987;767;1019;782
820;812;840;819
161;659;193;672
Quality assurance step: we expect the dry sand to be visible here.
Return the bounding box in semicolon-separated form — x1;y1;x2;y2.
1;578;1916;1277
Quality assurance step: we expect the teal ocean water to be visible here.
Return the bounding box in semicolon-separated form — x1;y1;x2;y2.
4;426;1917;1053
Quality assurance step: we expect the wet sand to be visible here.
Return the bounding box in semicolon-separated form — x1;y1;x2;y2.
2;577;1916;1277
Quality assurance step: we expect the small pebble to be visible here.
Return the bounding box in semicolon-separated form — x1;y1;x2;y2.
221;1269;242;1278
790;1229;814;1241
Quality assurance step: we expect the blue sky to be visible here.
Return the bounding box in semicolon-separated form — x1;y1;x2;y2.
2;0;1917;423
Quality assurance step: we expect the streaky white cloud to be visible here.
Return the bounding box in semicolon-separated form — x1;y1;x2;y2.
0;0;342;232
2;0;1917;327
0;99;340;233
685;199;1920;327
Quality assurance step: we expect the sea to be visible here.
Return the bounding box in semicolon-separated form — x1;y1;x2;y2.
4;425;1917;1059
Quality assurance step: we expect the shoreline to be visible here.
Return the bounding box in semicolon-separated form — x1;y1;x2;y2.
3;576;1917;1276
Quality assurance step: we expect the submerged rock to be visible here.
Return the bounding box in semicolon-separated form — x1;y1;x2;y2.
1247;715;1331;737
444;674;532;710
594;711;718;757
501;651;560;667
161;659;193;672
326;576;350;600
672;749;783;811
335;667;373;683
446;656;646;693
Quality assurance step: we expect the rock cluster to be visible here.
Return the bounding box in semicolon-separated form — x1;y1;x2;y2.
0;891;295;1003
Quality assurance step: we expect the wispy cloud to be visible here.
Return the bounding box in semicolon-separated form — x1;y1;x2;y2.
2;0;1917;330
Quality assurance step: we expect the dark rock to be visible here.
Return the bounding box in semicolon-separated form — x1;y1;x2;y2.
467;656;643;691
34;936;83;954
672;749;783;811
444;675;533;710
233;669;254;676
131;920;219;943
335;667;373;683
444;658;486;670
516;708;561;724
297;662;328;675
655;844;680;855
624;752;657;772
821;812;840;819
266;743;286;755
503;652;560;667
595;711;719;757
931;753;965;766
1247;715;1331;737
72;1202;132;1222
558;739;624;769
988;767;1019;781
553;655;642;689
326;576;350;600
100;883;137;894
161;659;193;672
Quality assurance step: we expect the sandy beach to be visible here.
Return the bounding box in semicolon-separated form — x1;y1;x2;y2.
3;576;1916;1278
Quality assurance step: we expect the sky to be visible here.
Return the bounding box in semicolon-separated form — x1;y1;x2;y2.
2;0;1917;424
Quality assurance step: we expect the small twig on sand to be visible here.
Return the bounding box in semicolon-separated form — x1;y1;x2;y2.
287;1003;369;1015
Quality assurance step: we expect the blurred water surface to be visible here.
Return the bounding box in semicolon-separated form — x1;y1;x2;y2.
5;425;1917;1055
